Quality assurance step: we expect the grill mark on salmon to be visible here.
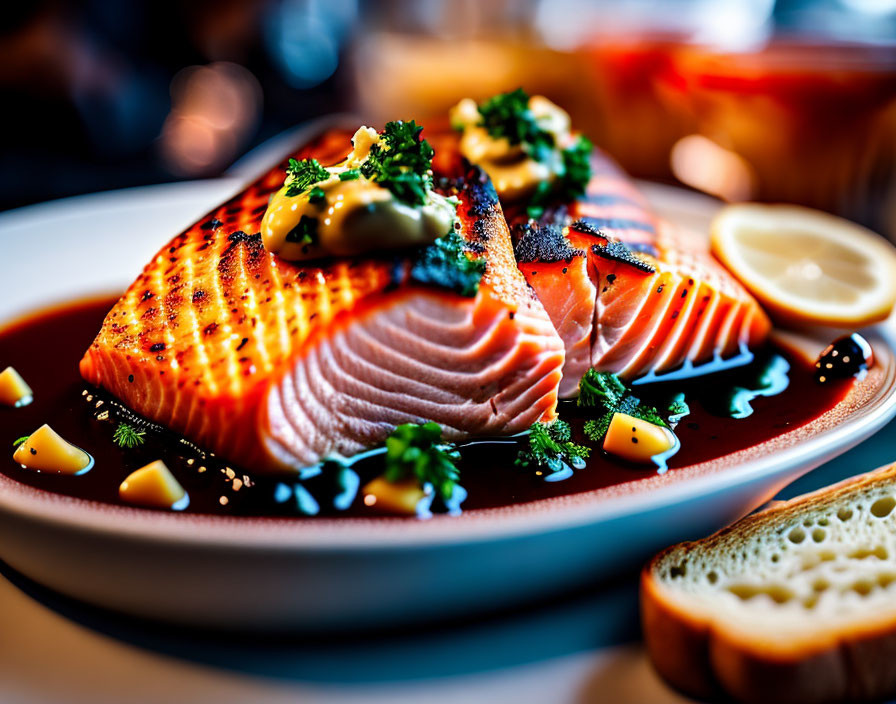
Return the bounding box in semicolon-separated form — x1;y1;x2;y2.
80;128;564;473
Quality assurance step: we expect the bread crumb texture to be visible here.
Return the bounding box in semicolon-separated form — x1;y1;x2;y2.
653;471;896;638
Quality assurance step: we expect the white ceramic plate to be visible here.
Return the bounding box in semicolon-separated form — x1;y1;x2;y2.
1;168;895;631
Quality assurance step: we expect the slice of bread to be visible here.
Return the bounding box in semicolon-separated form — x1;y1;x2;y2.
641;461;896;704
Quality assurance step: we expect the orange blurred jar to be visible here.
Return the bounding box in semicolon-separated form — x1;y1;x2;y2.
665;41;896;236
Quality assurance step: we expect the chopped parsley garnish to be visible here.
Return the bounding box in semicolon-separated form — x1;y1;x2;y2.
515;419;590;473
477;88;554;162
559;134;593;200
360;120;435;206
113;422;146;449
284;158;330;197
579;369;689;443
466;88;594;219
410;231;486;298
578;368;627;409
527;134;594;219
12;436;29;447
383;422;461;502
338;169;360;181
284;215;319;245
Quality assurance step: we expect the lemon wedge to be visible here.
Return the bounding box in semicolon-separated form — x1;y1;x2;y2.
711;204;896;327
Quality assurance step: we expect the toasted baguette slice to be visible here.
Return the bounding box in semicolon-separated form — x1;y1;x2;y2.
641;462;896;704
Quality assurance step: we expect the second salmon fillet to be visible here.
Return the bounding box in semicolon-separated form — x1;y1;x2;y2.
513;152;771;396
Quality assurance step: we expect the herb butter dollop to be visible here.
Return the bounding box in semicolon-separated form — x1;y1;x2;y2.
450;89;593;218
262;123;459;262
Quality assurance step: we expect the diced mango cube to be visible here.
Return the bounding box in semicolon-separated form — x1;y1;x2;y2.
361;476;427;516
603;412;677;464
0;366;33;407
13;424;92;474
119;460;187;509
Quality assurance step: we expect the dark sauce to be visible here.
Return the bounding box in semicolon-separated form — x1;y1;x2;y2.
0;297;857;518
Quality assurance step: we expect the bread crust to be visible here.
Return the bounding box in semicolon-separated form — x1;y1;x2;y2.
641;461;896;703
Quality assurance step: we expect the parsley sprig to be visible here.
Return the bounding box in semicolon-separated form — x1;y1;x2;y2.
578;370;689;442
284;158;330;198
515;419;590;473
383;422;461;502
113;422;146;449
360;120;435;206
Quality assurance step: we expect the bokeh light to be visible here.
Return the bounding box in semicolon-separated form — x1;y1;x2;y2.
158;62;262;177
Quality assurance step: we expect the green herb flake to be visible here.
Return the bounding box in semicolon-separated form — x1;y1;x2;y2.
410;231;486;298
527;134;594;218
559;135;593;201
473;89;594;217
338;169;361;181
112;423;146;449
308;186;327;205
578;369;627;411
515;419;590;473
477;88;554;161
383;422;461;502
284;158;331;197
666;393;690;422
12;436;29;447
284;215;319;245
360;120;435;206
578;369;687;443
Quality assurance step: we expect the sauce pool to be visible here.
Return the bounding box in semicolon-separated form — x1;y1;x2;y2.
0;297;856;518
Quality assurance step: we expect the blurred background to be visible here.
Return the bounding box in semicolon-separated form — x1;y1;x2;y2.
2;0;895;237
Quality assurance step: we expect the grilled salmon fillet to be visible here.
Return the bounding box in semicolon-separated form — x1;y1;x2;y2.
512;151;771;396
80;129;564;473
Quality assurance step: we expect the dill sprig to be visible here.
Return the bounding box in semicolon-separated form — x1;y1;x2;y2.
113;422;146;449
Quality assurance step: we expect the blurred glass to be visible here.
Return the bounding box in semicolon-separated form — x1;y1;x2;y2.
351;0;896;238
665;41;896;236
